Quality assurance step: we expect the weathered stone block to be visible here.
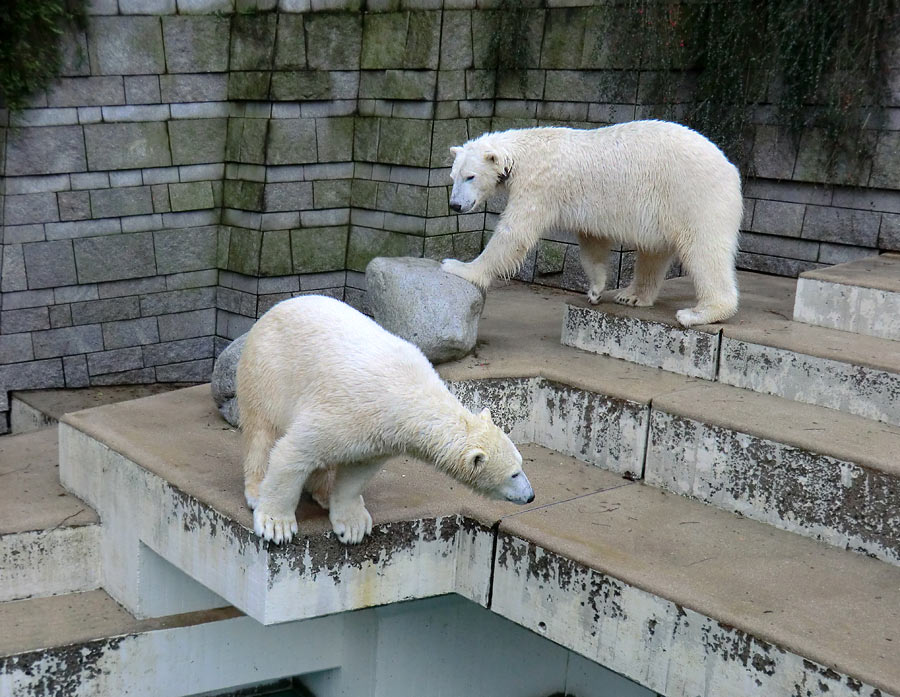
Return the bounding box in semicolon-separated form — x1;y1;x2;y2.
361;12;408;68
440;11;473;69
226;119;268;164
269;70;330;101
0;359;64;393
346;227;422;271
6;126;86;176
227;71;271;101
90;187;154;219
367;256;484;363
225;227;263;275
540;7;587;68
159;74;227;103
231;14;277;70
124;75;161;104
794;128;874;188
377;118;432;167
881;214;900;250
152;227;218;276
353;117;379;161
264;182;314;211
143;336;213;367
156;358;213;382
140;287;216;316
801;205;880;247
100;317;159;350
750;199;805;238
73;232;156;283
168;182;215;212
739;232;819;261
224;179;265;210
88;16;166;75
47;77;125;107
313;180;352;209
1;307;50;334
157;308;216;341
248;231;291;279
5;193;59;226
750;125;797;181
291;227;348;273
71;297;141;325
168;118;227;166
305;14;362;70
62;355;89;388
359;70;436;100
23;240;78;289
33;325;104;359
162;16;230;73
49;305;74;329
315;117;354;162
266;119;317;165
431;119;469;168
0;334;35;365
870;132;900;190
58;191;91;221
87;347;145;376
274;14;306;69
84;122;171;170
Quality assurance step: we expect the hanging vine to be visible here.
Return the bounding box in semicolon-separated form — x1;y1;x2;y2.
0;0;87;111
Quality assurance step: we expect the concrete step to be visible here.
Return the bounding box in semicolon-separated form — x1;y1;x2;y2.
56;386;899;697
9;383;194;436
438;283;900;565
0;428;100;602
794;252;900;340
562;271;900;427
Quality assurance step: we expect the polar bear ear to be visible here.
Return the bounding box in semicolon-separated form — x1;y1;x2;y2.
450;146;462;155
479;407;493;423
483;150;498;165
465;448;486;469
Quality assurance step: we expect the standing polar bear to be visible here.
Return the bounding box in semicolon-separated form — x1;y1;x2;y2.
236;295;534;545
441;120;742;327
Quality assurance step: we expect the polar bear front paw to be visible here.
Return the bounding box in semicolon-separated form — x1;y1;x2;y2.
329;498;373;545
244;485;260;510
441;259;479;285
587;285;603;304
675;308;704;327
253;508;298;545
614;289;653;307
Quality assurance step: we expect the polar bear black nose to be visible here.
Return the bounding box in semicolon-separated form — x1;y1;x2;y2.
449;201;462;212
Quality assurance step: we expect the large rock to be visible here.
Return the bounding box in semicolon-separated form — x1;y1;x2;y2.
211;333;247;427
366;257;485;364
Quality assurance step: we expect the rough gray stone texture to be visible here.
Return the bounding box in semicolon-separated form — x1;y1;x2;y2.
22;241;78;290
73;232;156;283
562;304;720;380
794;277;900;342
366;256;485;364
162;16;230;73
88;16;166;75
211;332;247;426
84;122;172;171
5;126;87;176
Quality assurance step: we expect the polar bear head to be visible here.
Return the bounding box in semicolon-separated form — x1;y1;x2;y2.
448;138;511;214
454;407;534;505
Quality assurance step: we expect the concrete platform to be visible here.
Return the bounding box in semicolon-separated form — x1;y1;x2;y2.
9;383;194;435
794;253;900;340
562;272;900;427
0;429;99;601
56;385;900;697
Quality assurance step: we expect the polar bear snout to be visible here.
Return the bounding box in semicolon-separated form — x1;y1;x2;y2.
449;200;463;212
500;470;535;505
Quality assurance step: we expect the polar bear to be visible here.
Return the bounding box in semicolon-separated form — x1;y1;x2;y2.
236;295;534;545
441;120;742;327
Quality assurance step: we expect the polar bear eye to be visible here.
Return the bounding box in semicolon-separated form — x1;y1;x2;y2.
465;175;475;182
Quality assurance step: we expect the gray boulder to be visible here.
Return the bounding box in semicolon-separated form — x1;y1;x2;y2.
366;257;485;364
211;333;247;427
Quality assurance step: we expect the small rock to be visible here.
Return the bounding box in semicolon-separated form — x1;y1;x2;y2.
211;333;247;427
366;257;485;364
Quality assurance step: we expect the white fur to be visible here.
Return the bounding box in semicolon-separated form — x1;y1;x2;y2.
236;295;533;545
443;120;743;326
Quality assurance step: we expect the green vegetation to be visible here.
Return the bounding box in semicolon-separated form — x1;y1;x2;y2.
0;0;87;110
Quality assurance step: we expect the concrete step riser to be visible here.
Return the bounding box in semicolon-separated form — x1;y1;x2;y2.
492;534;888;697
453;378;900;566
59;425;494;625
719;337;900;427
794;277;900;341
0;526;100;602
8;398;56;436
646;410;900;566
562;305;719;379
563;305;900;428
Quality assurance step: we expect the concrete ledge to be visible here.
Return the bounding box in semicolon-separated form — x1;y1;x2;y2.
493;486;900;697
794;254;900;341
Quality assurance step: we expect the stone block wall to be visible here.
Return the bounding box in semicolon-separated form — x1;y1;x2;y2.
1;0;898;431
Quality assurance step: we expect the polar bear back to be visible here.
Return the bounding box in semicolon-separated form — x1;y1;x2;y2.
237;295;443;432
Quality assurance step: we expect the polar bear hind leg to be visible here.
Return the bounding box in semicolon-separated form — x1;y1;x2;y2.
577;233;613;304
305;466;335;510
328;458;385;545
614;249;673;307
675;237;739;327
241;423;277;510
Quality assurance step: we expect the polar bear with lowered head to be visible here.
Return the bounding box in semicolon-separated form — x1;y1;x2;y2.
236;295;534;545
441;120;742;327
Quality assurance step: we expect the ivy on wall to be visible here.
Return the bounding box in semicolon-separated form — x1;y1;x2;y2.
492;0;898;179
0;0;87;111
